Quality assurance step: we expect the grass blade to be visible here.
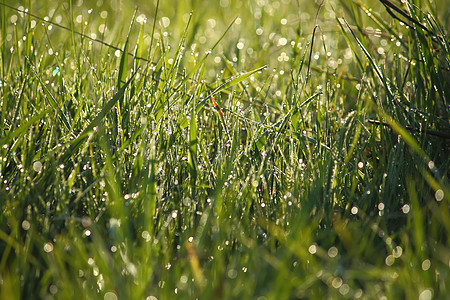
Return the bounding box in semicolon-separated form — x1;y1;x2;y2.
342;18;393;99
61;69;139;162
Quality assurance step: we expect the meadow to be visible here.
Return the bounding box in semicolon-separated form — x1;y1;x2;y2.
0;0;449;298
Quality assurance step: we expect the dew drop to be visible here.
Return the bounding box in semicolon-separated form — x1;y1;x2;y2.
43;242;54;253
435;189;444;202
33;161;43;172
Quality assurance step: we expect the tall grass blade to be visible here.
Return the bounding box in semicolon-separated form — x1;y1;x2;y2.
118;11;137;89
342;19;393;99
197;65;267;107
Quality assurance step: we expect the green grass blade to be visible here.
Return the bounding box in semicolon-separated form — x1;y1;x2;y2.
118;11;137;89
197;65;267;108
62;69;139;162
0;109;48;147
176;16;237;90
342;19;393;99
189;95;198;183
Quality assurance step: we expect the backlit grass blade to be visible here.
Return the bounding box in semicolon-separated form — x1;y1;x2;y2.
377;110;427;160
210;93;231;142
354;0;406;48
145;135;157;235
135;22;145;62
0;2;6;79
336;18;364;71
175;16;237;90
342;19;393;99
118;10;137;89
189;94;198;183
197;65;267;107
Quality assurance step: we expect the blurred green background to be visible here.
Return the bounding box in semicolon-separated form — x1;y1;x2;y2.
3;0;449;75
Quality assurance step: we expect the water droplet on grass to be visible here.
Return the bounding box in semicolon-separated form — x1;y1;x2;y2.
43;242;54;253
421;259;431;271
385;255;395;266
22;220;31;230
435;189;444;202
401;204;410;214
33;161;43;172
332;277;343;289
161;17;170;28
104;291;118;300
419;289;433;300
328;246;338;258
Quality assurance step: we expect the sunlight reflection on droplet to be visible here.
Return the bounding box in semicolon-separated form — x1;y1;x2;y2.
142;231;151;242
331;277;343;289
401;204;410;214
393;246;402;258
278;38;287;46
161;17;170;28
421;259;431;271
104;291;118;300
385;255;395;266
435;189;444;202
99;24;106;33
419;289;433;300
43;242;54;253
33;161;43;172
339;284;350;295
22;220;31;230
328;246;338;258
354;289;363;298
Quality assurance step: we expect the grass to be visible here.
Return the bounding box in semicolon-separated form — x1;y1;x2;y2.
0;0;449;298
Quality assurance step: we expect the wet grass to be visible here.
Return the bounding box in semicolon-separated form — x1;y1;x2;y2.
0;0;449;299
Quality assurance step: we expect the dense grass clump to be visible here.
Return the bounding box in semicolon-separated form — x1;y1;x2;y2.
0;0;449;298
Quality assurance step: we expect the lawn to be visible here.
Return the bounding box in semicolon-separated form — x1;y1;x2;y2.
0;0;449;298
